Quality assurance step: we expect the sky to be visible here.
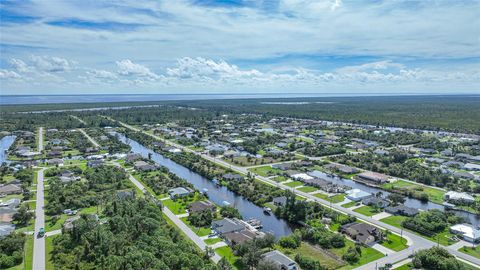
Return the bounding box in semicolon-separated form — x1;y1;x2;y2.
0;0;479;95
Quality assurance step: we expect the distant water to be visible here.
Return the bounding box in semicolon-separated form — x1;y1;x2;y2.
0;93;419;105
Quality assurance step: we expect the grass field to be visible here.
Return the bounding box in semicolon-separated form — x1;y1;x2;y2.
381;232;408;251
379;215;457;246
45;214;69;231
248;165;282;177
45;235;58;270
353;205;381;217
459;245;480;259
380;215;406;228
341;201;358;208
215;246;243;269
180;217;212;237
330;240;385;270
382;180;445;204
276;242;344;270
297;185;318;193
204;237;222;245
284;180;303;187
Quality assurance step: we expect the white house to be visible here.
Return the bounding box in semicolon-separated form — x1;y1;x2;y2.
444;191;475;204
345;189;372;201
450;224;480;243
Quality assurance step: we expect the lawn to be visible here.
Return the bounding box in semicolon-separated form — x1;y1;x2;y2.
353;205;381;217
204;237;223;245
272;175;288;182
297;186;318;193
379;215;406;229
46;235;58;270
329;194;346;203
459;245;480;259
382;180;445;204
248;166;282;177
284;181;303;188
314;193;329;200
276;242;345;270
45;214;69;231
215;246;243;269
330;240;385;270
341;201;358;208
380;215;457;246
381;232;408;251
180;217;212;237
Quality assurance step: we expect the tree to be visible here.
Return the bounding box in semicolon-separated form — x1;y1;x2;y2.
218;257;233;270
412;247;466;270
12;205;33;226
388;193;406;206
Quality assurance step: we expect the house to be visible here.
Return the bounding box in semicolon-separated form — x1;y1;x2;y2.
63;216;81;231
211;218;246;235
454;171;475;180
0;223;15;237
188;200;216;213
272;163;293;171
341;222;382;245
134;161;157;171
223;229;264;246
261;250;298;270
222;173;244;182
450;224;480;243
87;160;104;168
355;171;389;184
47;150;62;157
425;157;445;164
0;184;22;196
168;187;193;199
464;163;480;171
444;191;475;204
373;149;390;156
125;153;142;163
272;196;287;207
0;198;21;208
384;205;419;217
47;158;64;166
345;189;372;201
291;173;314;181
362;197;390;209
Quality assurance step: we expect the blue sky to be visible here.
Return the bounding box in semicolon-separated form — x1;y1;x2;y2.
0;0;479;95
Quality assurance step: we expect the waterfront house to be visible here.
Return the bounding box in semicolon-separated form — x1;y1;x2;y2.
168;187;193;199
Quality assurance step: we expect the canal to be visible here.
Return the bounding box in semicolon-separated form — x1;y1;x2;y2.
309;170;480;226
0;135;16;164
116;133;293;238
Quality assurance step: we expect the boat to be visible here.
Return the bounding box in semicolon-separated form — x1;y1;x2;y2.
222;201;231;206
246;218;263;229
263;206;272;215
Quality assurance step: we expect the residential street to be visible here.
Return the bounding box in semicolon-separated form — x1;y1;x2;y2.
114;118;480;269
33;168;46;270
78;128;100;148
37;127;43;152
117;163;222;263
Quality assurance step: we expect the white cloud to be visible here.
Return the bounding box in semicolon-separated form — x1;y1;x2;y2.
86;69;117;80
30;55;74;72
167;57;262;79
9;59;30;73
0;69;21;80
116;59;159;80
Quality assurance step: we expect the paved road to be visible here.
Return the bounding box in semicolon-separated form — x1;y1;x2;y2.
116;163;222;263
114;119;480;269
70;115;86;125
38;127;44;152
33;168;46;270
78;128;100;148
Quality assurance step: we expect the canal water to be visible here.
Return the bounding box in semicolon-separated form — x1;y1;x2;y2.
116;133;293;238
309;170;480;226
0;135;16;164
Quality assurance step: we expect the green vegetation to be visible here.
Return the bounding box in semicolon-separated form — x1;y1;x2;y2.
0;233;26;269
382;180;445;204
379;215;407;228
276;242;345;270
204;237;222;245
412;246;472;270
297;186;319;193
459;245;480;259
381;232;408;251
248;166;281;177
353;205;381;217
50;197;217;269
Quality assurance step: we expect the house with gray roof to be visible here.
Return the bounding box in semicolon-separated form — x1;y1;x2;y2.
261;250;298;270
